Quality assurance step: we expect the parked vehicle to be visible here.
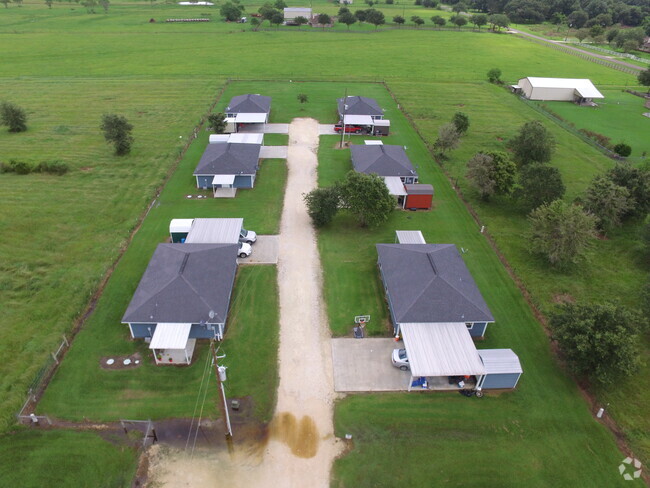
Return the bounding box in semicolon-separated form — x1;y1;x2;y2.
334;124;364;134
391;348;409;371
239;227;257;244
238;242;252;258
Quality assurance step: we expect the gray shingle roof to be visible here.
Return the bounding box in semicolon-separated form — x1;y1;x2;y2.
376;244;494;324
226;94;271;114
350;145;417;178
122;243;238;325
193;143;260;176
337;96;383;117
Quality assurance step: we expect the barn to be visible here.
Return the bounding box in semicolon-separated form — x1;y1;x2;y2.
122;243;238;365
477;349;523;389
516;77;604;103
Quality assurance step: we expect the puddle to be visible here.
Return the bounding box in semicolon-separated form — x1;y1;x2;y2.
269;412;319;459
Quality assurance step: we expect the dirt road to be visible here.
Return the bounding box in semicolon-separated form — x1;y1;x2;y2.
146;118;342;487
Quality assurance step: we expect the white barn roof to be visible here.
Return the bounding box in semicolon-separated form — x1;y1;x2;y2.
149;323;192;350
395;230;425;244
522;77;604;98
401;322;486;377
478;349;522;374
185;218;243;244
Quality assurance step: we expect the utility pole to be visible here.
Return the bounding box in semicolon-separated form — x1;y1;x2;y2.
210;340;232;438
340;87;348;148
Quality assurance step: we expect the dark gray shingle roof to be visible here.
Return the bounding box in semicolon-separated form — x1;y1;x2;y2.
226;94;271;114
122;243;238;324
376;244;494;324
337;96;383;117
193;143;260;176
350;145;417;178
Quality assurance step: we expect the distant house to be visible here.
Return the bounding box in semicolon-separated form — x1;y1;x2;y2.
350;144;418;201
225;94;271;132
376;243;494;338
337;96;383;120
193;142;261;196
516;77;604;103
284;7;312;24
122;243;238;365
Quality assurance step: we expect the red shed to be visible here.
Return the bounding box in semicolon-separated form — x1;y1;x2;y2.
403;184;433;210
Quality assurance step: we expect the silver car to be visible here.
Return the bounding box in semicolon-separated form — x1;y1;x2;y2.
391;348;409;371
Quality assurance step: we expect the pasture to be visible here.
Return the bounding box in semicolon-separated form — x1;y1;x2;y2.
0;4;647;484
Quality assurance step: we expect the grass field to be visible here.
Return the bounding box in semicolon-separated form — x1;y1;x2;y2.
0;428;138;488
536;90;650;157
0;3;648;484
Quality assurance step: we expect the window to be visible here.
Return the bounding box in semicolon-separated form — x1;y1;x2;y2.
466;323;473;330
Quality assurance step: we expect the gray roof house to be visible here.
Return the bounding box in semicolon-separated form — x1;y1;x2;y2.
193;142;261;195
122;243;238;365
337;96;383;119
350;144;418;185
376;243;494;338
226;94;272;116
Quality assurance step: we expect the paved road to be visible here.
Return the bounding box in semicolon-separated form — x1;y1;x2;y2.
508;28;643;72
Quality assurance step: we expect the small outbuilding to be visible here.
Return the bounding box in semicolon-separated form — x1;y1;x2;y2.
403;183;433;210
477;349;523;389
516;77;604;103
284;7;312;24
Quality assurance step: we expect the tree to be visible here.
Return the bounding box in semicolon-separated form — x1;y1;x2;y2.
411;15;424;27
271;11;284;27
338;6;350;15
488;13;509;31
294;16;308;28
250;17;261;30
466;151;516;200
613;142;632;157
434;123;461;159
393;15;405;27
549;302;643;385
583;175;631;232
470;13;487;29
638;68;650;93
527;200;597;266
98;0;108;12
452;2;467;13
339;11;357;29
422;0;437;7
574;28;588;43
517;163;565;210
354;9;367;22
258;3;278;22
338;171;394;227
273;0;286;9
45;0;53;8
316;13;331;28
0;101;28;133
509;120;555;165
297;93;308;104
100;114;134;156
365;9;385;29
567;9;588;28
0;0;10;8
207;112;226;133
606;164;650;218
452;112;469;134
304;186;340;227
221;1;244;21
431;15;446;28
486;67;501;83
453;15;467;28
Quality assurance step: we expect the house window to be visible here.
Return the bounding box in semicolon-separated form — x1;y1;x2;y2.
466;323;473;330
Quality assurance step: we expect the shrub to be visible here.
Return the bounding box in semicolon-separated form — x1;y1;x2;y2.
613;142;632;157
9;159;32;175
486;68;501;84
578;128;611;149
34;160;70;175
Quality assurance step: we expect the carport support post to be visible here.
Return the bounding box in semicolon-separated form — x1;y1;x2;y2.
407;374;413;392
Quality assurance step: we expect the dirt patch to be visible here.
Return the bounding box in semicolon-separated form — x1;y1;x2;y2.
269;412;319;459
99;352;143;370
79;166;93;172
552;293;575;304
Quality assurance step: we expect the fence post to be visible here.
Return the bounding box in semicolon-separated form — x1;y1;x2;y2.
51;352;59;365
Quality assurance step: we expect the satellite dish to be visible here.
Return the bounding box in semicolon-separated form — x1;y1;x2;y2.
209;310;215;320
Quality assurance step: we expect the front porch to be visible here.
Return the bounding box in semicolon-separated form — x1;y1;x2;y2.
152;339;197;365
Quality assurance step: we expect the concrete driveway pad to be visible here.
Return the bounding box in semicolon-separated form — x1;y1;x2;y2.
331;338;410;392
319;124;338;135
260;146;288;159
239;235;278;264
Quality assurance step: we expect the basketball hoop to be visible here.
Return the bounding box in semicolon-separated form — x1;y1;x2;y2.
354;315;370;327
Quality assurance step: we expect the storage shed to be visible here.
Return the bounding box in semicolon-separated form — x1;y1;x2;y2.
477;349;523;389
284;7;312;24
403;184;433;210
170;219;194;243
517;77;604;103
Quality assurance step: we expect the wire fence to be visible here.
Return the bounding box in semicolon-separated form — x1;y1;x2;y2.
564;42;650;65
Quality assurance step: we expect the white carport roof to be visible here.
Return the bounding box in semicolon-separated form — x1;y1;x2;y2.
235;113;267;123
185;218;243;244
170;218;194;234
211;174;236;186
478;349;522;374
209;134;230;144
228;133;264;144
364;140;384;145
149;323;192;350
401;323;486;377
396;230;425;244
384;176;407;196
343;114;374;125
373;119;390;126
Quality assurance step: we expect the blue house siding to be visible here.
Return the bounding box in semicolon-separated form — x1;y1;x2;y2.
130;323;155;339
189;323;223;339
481;372;521;389
467;322;488;338
196;175;213;189
233;175;254;188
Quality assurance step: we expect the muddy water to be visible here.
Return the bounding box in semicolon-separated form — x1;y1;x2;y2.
269;413;319;459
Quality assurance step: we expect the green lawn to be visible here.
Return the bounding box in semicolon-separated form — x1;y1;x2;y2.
536;90;650;158
0;428;138;488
